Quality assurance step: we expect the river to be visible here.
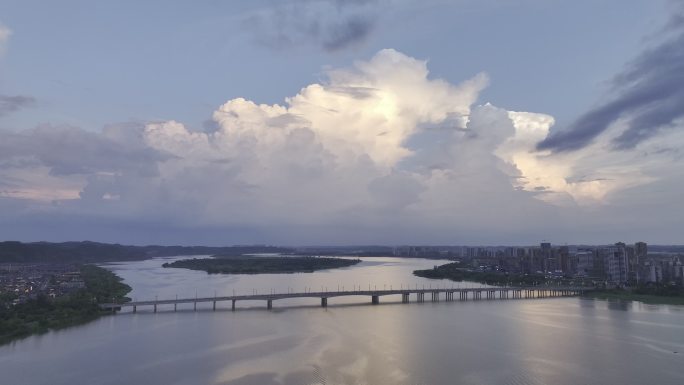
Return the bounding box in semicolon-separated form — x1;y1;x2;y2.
1;256;683;385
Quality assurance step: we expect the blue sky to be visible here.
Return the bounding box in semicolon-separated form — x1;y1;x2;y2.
1;0;683;245
1;0;666;131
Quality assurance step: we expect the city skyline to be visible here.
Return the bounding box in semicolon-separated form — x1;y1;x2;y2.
1;1;684;245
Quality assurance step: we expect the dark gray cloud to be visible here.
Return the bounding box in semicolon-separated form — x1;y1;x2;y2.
0;95;35;116
246;0;378;52
321;16;375;51
538;7;684;152
0;124;169;177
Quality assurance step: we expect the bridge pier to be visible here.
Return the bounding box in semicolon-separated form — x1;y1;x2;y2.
232;300;236;311
417;293;424;302
321;298;328;307
371;295;379;305
153;304;157;313
133;305;136;313
213;301;216;311
194;301;197;311
432;292;439;302
402;293;409;303
174;303;177;312
267;299;273;310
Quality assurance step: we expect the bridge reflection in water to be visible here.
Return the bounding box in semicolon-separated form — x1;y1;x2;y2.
100;286;591;313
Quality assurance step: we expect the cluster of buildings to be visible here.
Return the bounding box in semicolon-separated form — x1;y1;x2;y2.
394;242;684;286
0;264;85;305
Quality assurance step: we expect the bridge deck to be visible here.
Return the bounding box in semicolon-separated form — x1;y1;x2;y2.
100;286;591;311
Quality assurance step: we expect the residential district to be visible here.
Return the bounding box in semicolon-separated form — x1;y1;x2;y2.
393;242;684;287
0;264;85;305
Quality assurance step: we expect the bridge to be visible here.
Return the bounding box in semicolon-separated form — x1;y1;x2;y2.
100;286;592;313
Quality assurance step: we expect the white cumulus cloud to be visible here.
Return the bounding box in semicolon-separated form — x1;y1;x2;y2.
1;49;683;244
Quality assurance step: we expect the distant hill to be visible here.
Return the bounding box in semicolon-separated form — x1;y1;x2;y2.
0;241;294;263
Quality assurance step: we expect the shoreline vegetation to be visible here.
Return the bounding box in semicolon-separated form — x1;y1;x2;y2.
413;262;548;286
162;256;361;274
0;265;131;346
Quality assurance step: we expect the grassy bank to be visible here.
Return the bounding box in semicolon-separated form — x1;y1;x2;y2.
584;290;684;306
0;265;131;345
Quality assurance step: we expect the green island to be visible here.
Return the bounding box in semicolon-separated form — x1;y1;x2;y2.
162;256;361;274
0;265;131;345
413;262;548;286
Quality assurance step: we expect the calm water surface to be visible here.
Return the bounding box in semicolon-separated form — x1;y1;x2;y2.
1;256;683;385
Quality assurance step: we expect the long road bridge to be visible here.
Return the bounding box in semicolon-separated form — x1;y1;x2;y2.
100;286;593;313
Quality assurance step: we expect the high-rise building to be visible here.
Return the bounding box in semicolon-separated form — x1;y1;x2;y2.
575;251;593;277
635;242;648;258
559;246;570;275
602;243;628;285
634;242;647;283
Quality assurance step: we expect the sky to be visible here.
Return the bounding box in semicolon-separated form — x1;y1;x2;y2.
0;0;683;246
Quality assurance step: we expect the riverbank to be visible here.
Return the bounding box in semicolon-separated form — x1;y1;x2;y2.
0;265;131;345
584;290;684;306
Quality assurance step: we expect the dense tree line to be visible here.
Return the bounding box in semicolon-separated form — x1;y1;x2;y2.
414;263;547;286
